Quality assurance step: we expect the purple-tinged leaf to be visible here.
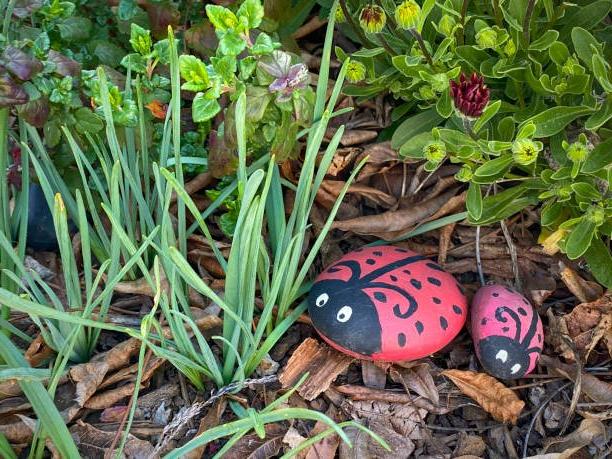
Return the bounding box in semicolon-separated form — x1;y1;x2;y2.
12;0;44;19
17;96;50;127
0;74;28;106
1;47;43;81
47;50;81;78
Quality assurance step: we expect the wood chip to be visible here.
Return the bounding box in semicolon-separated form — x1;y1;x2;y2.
279;338;353;401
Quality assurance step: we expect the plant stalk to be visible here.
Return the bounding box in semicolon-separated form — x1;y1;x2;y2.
0;107;11;328
522;0;536;48
457;0;470;45
409;29;434;66
338;0;377;49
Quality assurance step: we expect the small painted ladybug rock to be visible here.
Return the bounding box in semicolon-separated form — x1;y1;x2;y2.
471;285;544;379
307;246;467;361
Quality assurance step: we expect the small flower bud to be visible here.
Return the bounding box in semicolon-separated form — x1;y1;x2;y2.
455;165;473;182
438;14;455;36
512;138;542;165
359;5;386;33
423;141;446;163
587;206;605;226
346;60;366;83
561;57;580;76
476;27;498;49
418;84;435;99
334;6;346;23
395;0;421;30
504;38;516;57
450;73;489;118
566;141;589;162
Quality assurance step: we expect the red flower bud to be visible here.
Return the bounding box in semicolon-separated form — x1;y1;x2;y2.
450;72;490;118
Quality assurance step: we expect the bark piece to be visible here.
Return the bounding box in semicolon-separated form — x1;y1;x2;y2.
279;338;353;401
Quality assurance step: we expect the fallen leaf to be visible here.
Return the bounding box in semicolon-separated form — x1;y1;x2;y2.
542;419;606;455
283;426;307;452
145;100;167;119
339;420;415;459
454;433;486;457
70;419;156;458
559;264;603;303
24;334;55;367
325;128;377;147
361;361;387;390
324;147;360;176
279;338;353;401
321;180;397;209
390;363;439;405
344;399;427;439
184;399;227;459
304;405;342;459
335;385;451;414
540;356;612;403
224;423;287;459
441;369;525;424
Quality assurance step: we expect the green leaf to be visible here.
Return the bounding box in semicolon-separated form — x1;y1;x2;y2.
473;100;501;133
584;237;612;288
549;41;570;65
467;182;483;220
57;16;92;41
251;32;277;55
237;0;264;29
565;217;596;259
473;154;513;178
571;27;601;71
398;131;434;158
211;55;236;83
561;2;612;37
74;107;103;134
585;96;612;130
353;47;386;58
391;108;443;149
520;106;593;138
435;89;453;118
582;137;612;173
192;92;221;123
571;182;601;200
592;54;612;92
529;30;559;51
179;55;210;92
219;31;247;56
206;5;239;31
129;23;152;55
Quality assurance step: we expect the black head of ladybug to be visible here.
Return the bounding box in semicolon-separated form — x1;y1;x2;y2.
308;278;382;356
477;306;542;379
477;335;531;379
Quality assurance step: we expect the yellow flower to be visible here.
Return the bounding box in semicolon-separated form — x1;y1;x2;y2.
334;6;346;23
512;138;542;165
395;0;421;30
423;141;446;163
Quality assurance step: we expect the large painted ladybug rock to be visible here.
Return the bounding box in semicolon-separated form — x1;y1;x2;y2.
471;285;543;379
307;246;467;361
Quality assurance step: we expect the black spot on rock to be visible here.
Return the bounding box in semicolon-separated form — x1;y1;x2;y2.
426;262;444;272
456;283;465;294
373;251;383;256
433;297;441;304
395;248;408;253
374;292;387;302
481;318;487;325
538;334;542;343
415;321;424;335
518;307;527;316
403;269;411;275
523;298;529;305
492;292;499;297
427;277;441;286
505;287;514;294
327;267;341;273
440;316;448;330
410;279;422;290
398;333;406;347
355;248;363;252
452;305;462;315
502;326;510;332
366;259;376;265
390;275;398;282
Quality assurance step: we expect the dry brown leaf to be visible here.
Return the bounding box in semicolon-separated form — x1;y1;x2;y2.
184;399;227;459
70;361;109;407
224;423;287;459
454;433;486;457
339;420;415;459
542;419;606;455
390;363;439;405
279;338;353;401
326;128;377;147
344;399;427;439
321;180;397;209
559;264;603;303
304;405;342;459
0;415;34;443
441;369;525;424
324;147;360;176
332;188;459;237
540;356;612;403
24;334;55;367
70;419;156;459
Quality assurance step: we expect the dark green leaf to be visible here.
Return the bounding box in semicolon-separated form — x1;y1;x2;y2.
192;92;221;123
473;154;513;178
582;137;612;173
57;17;92;41
467;182;483;220
584;237;612;288
520;106;593;137
391;108;443;149
571;27;601;71
473;100;501;133
529;30;559;51
565;217;596;259
571;182;601;200
74;107;103;134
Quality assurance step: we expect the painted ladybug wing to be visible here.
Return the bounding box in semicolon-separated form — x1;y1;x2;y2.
366;282;418;319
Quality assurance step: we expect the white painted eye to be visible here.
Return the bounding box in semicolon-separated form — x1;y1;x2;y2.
495;349;508;363
511;364;522;375
316;293;329;307
336;306;353;323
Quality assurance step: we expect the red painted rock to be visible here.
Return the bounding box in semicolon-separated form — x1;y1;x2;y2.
471;285;543;379
307;246;467;361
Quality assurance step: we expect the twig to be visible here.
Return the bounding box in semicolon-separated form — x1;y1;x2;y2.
475;226;485;286
377;32;397;56
292;16;328;40
500;219;521;290
522;382;572;458
559;336;582;436
457;0;470;45
522;0;536;48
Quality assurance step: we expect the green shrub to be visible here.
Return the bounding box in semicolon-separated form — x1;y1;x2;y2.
334;0;611;286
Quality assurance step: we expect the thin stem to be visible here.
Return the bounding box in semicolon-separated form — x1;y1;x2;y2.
339;0;377;48
500;219;521;290
475;226;485;286
522;0;536;48
457;0;470;45
462;117;478;141
377;33;396;56
0;108;9;329
409;29;434;66
491;0;503;27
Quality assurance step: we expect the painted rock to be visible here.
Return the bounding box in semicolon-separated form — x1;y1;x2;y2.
471;285;543;379
307;246;467;361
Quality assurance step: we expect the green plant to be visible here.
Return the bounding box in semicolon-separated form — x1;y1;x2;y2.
333;0;612;287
